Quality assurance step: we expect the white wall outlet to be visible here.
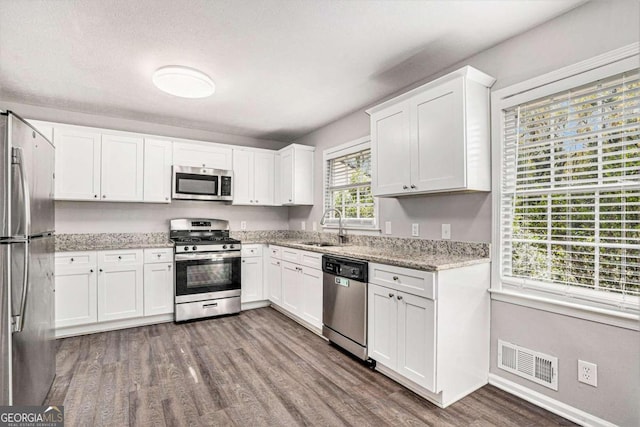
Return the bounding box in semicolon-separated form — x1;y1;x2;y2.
312;221;317;231
578;360;597;387
385;221;392;235
301;221;306;231
442;223;451;240
240;221;247;230
411;223;420;237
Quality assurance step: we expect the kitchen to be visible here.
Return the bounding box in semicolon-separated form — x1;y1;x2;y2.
0;1;638;426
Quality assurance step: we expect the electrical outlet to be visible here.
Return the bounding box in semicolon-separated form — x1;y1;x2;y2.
240;221;247;230
442;224;451;240
411;223;420;237
578;360;597;387
312;221;317;231
301;221;306;231
385;221;392;235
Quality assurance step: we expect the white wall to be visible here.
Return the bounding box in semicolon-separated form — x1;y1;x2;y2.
290;1;640;425
55;200;289;233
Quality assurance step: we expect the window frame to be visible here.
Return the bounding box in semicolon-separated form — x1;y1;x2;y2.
491;43;640;330
322;136;378;231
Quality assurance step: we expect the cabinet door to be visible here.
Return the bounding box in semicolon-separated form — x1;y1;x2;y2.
371;103;411;196
54;128;101;200
368;283;398;369
143;138;173;203
143;262;174;316
279;148;294;204
54;266;97;327
101;134;144;201
173;142;233;169
397;292;436;392
232;149;253;205
241;256;264;303
301;266;322;329
410;78;465;192
292;148;314;205
97;264;144;321
253;151;275;205
267;258;282;305
281;261;301;314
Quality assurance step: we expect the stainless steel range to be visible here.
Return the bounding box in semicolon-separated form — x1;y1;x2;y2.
171;218;242;322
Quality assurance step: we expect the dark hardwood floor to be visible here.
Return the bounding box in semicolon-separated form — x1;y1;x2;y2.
46;307;574;426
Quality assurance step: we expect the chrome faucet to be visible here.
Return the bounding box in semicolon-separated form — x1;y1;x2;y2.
320;208;346;244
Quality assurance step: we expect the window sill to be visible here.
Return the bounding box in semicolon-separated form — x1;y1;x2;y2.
489;288;640;331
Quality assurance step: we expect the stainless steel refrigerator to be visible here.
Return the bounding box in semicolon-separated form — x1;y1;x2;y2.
0;111;55;405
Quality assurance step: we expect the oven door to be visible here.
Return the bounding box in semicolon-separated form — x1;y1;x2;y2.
174;251;241;303
172;166;220;201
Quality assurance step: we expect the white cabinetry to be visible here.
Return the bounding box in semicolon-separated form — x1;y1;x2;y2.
270;245;322;331
367;262;490;408
278;144;314;205
368;66;495;197
54;128;102;200
143;248;174;316
173;141;233;169
100;134;144;201
54;252;98;328
143;138;173;203
97;249;144;321
241;244;264;303
232;149;275;205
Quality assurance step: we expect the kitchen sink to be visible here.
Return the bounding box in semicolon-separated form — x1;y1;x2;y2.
299;241;338;247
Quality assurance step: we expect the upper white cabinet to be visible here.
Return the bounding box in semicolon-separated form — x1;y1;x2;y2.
100;134;144;201
173;141;233;169
54;128;102;200
143;138;173;203
232;149;275;206
368;66;495;197
278;144;314;205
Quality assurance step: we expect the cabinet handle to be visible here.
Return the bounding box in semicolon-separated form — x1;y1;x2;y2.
157;254;161;258
392;276;399;281
388;293;394;298
288;199;292;202
402;185;408;190
242;260;246;263
94;194;98;198
276;262;280;265
90;269;94;273
70;258;74;262
99;269;103;272
202;164;206;168
165;197;169;201
397;295;403;301
102;195;106;199
250;200;253;203
410;184;416;189
118;256;122;260
168;265;172;270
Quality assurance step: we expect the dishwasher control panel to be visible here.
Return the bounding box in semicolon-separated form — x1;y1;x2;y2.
322;255;368;282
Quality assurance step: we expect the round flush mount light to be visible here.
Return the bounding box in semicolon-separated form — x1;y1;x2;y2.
152;66;215;98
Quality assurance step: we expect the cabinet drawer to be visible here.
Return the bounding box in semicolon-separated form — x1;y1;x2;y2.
300;250;321;270
281;247;301;264
269;246;282;260
99;249;143;266
55;252;96;266
241;244;263;258
143;248;174;264
369;263;436;299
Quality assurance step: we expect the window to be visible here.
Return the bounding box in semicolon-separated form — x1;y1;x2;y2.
323;138;376;228
497;63;639;312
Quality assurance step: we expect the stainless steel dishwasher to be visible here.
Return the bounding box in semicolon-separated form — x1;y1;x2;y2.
322;255;374;366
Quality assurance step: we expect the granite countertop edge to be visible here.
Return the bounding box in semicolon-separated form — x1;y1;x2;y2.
55;241;175;252
241;239;490;272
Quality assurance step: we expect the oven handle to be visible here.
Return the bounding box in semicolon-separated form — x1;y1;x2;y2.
175;251;241;261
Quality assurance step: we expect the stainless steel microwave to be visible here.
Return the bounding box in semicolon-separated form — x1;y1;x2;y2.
172;165;233;201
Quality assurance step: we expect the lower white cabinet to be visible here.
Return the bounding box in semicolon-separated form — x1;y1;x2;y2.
54;258;98;328
97;250;144;322
143;262;174;316
241;246;264;303
367;262;490;408
271;245;323;330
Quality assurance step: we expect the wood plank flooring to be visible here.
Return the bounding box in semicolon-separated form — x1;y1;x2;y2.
46;307;575;426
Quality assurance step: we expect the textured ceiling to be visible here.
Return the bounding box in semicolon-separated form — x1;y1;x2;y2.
0;0;584;142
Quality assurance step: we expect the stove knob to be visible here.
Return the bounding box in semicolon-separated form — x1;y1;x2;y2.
223;245;228;249
183;246;189;251
193;246;197;251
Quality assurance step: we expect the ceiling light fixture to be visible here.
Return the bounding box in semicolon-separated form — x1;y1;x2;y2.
152;66;215;98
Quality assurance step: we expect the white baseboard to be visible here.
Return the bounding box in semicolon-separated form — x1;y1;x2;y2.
241;300;271;311
55;313;174;338
488;373;617;427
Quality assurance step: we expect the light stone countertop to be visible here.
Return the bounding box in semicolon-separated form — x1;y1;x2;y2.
55;233;174;252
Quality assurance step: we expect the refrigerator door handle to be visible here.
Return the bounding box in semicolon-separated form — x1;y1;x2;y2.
11;147;31;238
11;240;29;334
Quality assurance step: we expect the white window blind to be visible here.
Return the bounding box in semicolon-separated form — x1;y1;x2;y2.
324;147;375;226
500;69;640;306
